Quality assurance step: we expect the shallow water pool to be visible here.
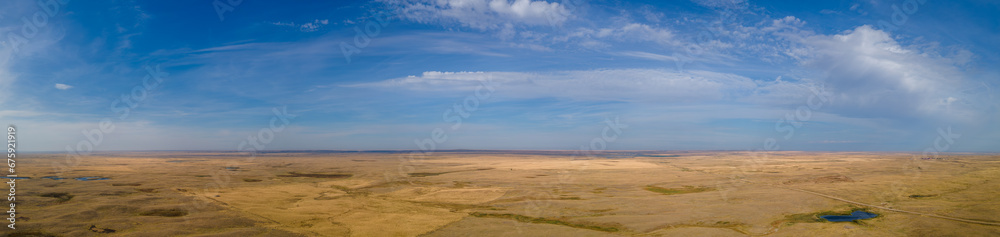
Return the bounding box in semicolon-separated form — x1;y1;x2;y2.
821;211;878;222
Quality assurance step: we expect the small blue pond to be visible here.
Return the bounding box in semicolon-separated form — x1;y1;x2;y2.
74;177;111;181
6;177;30;180
41;176;66;180
821;211;878;222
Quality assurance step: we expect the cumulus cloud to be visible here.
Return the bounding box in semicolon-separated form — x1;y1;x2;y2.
706;15;989;122
54;83;73;90
388;0;571;30
763;16;806;32
797;25;978;120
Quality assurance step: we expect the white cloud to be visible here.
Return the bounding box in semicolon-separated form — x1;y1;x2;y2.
762;16;806;32
693;16;990;122
388;0;679;52
557;23;676;48
54;83;73;90
613;51;677;61
348;69;760;102
601;23;675;46
797;25;979;120
0;1;63;106
691;0;747;9
271;19;329;32
639;5;664;23
300;19;329;32
389;0;571;30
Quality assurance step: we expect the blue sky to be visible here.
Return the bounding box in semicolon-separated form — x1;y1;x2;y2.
1;0;998;152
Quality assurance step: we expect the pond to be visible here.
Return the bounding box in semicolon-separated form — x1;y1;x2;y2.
74;177;111;181
40;176;111;181
820;211;878;222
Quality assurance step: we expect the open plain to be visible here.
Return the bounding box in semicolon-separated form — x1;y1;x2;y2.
4;151;1000;236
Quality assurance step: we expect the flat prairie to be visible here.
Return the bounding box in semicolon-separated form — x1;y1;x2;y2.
4;151;1000;236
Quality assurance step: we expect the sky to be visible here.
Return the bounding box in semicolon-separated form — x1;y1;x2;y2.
1;0;998;152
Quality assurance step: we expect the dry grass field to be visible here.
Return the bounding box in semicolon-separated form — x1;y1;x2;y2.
3;151;1000;236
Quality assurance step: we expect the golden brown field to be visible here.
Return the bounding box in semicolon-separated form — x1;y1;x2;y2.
4;151;1000;236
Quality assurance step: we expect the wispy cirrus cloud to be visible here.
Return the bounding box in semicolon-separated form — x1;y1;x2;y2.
386;0;571;30
349;69;778;103
271;19;330;32
54;83;73;90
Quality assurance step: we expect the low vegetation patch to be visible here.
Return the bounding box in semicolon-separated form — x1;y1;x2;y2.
644;185;715;195
813;175;854;183
452;181;472;188
409;172;449;177
139;208;188;217
277;172;352;178
39;192;74;202
410;168;494;177
469;212;621;232
243;178;263;182
8;232;58;237
89;225;116;233
111;183;142;186
99;191;134;196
